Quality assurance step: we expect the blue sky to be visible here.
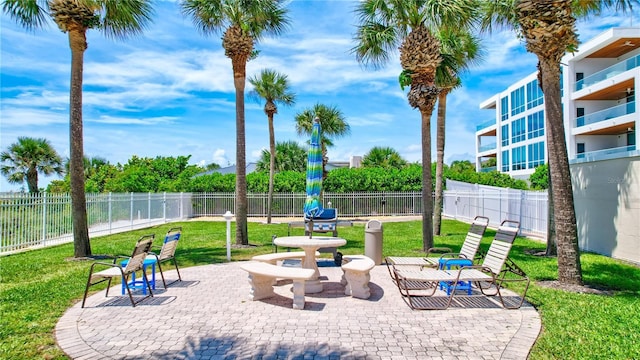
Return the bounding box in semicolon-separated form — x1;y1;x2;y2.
1;0;637;191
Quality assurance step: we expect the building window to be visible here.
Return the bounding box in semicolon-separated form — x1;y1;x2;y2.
577;143;585;159
510;86;525;116
511;117;526;143
501;124;509;146
575;72;584;90
526;79;544;109
528;141;545;168
501;96;509;121
576;107;585;127
502;150;509;172
511;146;526;170
527;110;544;139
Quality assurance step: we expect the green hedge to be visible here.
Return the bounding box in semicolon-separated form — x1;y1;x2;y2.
186;163;528;193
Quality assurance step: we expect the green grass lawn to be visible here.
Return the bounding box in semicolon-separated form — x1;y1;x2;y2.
1;219;639;359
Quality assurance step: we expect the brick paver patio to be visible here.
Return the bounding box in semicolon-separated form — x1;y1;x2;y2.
56;262;540;359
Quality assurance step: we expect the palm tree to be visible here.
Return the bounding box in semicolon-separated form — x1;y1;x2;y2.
481;0;638;286
181;0;290;245
63;155;109;179
295;103;351;181
256;140;307;173
0;137;64;193
362;146;408;169
2;0;154;258
433;28;483;235
353;0;479;250
248;69;296;224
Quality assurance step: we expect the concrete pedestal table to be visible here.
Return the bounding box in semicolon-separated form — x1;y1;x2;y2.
272;236;346;293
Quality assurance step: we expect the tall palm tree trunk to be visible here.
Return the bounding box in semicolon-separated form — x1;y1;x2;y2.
539;58;582;284
267;113;276;224
420;107;435;251
26;167;39;193
68;28;91;258
433;90;448;236
546;164;557;256
232;57;248;245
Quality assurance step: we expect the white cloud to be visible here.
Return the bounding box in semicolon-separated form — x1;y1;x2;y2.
90;115;179;125
0;108;68;127
212;149;230;166
2;0;637;191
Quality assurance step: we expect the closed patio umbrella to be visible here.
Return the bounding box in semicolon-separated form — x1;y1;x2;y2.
303;118;324;238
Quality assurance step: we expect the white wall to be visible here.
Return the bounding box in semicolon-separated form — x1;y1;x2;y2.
574;58;617;77
571;156;640;265
576;135;620;152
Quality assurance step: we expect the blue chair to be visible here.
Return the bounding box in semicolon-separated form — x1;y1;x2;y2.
81;234;154;308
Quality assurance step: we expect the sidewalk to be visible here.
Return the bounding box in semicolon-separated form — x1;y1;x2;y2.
56;263;540;359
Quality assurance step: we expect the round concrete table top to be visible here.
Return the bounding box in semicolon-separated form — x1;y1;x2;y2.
273;236;346;249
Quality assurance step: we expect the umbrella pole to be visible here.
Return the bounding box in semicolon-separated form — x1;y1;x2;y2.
308;219;313;239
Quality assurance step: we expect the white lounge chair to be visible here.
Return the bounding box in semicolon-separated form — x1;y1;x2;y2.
385;216;490;281
392;220;530;310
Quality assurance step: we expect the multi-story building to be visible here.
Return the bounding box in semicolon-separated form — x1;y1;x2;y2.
475;27;640;264
476;27;639;180
476;71;545;179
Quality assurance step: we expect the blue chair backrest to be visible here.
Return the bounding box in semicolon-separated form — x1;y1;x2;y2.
315;208;336;220
165;232;180;244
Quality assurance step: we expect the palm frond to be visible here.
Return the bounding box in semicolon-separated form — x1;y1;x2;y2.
180;0;226;35
100;0;154;39
573;0;639;17
248;68;295;108
352;20;400;69
2;0;48;31
479;0;519;34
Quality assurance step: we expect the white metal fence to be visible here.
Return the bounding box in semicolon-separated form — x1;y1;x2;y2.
1;186;548;254
442;180;548;238
0;192;192;254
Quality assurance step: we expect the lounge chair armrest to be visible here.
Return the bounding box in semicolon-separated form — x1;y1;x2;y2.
452;264;496;279
438;252;464;259
439;257;473;267
89;261;124;272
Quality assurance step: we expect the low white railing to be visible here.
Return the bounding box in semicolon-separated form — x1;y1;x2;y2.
1;188;548;254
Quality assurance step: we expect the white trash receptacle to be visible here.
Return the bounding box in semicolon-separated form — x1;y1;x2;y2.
364;219;383;265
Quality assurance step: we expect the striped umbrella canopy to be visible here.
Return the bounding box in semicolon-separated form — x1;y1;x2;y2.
303;118;324;219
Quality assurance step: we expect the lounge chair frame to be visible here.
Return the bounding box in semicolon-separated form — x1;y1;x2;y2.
149;227;182;288
385;216;490;283
393;220;530;310
81;234;155;308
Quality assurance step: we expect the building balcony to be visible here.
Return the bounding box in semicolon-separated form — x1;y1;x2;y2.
480;166;497;173
476;119;496;132
571;145;638;164
478;142;497;153
576;101;635;128
575;54;640;91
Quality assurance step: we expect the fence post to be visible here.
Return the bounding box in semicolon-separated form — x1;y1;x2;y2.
108;192;112;234
148;192;151;222
180;192;184;219
163;192;167;221
520;190;525;231
481;189;484;217
130;192;134;228
499;189;502;223
41;192;47;246
454;191;458;219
